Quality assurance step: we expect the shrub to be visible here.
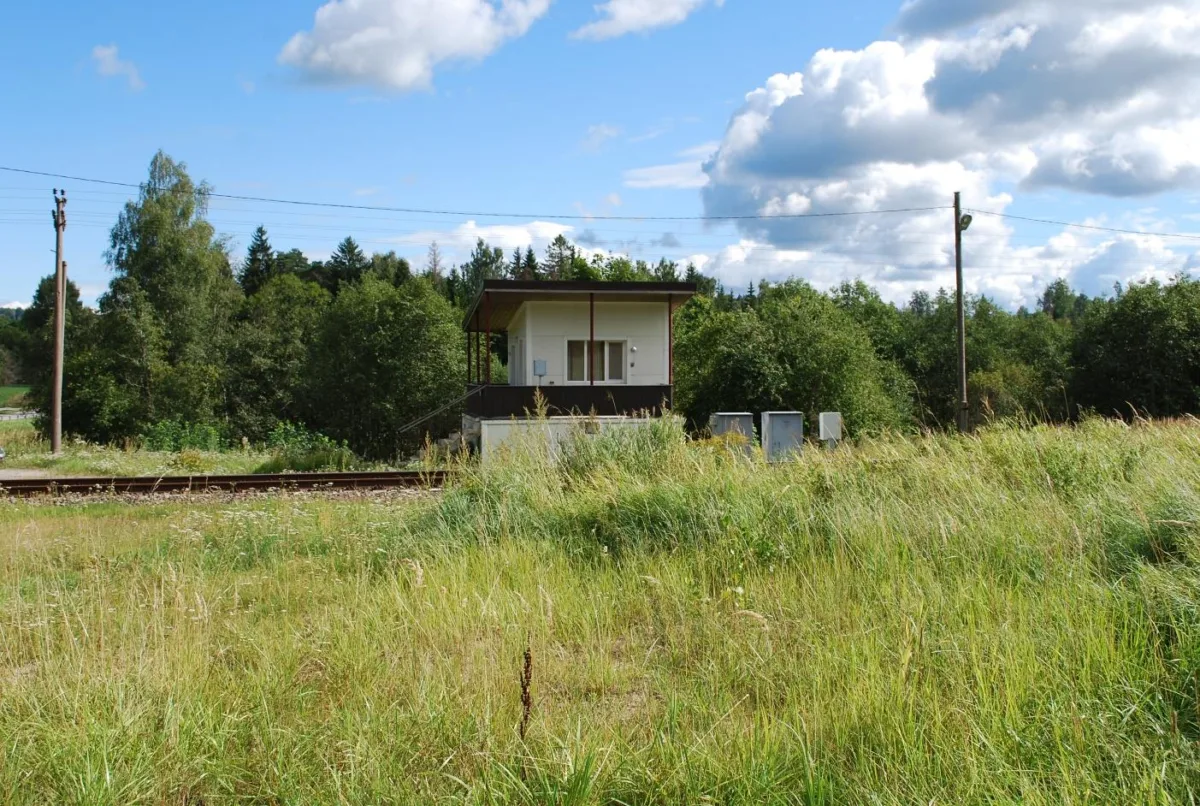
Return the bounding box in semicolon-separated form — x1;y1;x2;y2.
141;420;226;452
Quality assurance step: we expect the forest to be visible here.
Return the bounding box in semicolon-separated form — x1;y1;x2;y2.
2;151;1198;460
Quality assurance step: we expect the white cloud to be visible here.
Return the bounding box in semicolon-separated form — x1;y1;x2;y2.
582;124;622;151
392;219;575;255
624;142;719;189
279;0;552;91
92;45;144;91
696;0;1200;307
573;0;723;40
605;192;623;207
2;301;28;310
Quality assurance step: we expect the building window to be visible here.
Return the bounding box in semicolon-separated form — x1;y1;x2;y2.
567;341;587;382
567;340;627;383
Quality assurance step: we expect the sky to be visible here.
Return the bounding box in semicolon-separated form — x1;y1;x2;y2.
3;0;1200;311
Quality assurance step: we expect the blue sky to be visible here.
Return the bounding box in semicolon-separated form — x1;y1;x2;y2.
3;0;1199;310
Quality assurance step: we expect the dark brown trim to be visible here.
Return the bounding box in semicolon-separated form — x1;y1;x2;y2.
589;293;595;386
462;280;698;331
484;292;492;385
465;384;673;420
668;294;674;387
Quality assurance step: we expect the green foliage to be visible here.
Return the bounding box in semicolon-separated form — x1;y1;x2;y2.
1073;276;1200;418
59;151;244;441
676;282;912;434
237;225;276;296
303;275;465;460
140;419;226;452
226;274;331;441
324;236;370;293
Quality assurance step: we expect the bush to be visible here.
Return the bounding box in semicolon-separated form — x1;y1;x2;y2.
141;420;226;452
255;421;357;473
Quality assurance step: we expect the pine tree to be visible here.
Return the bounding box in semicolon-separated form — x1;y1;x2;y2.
523;246;540;280
545;234;573;280
238;226;275;296
510;248;523;280
327;236;369;293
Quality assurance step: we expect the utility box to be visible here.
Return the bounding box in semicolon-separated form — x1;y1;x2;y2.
819;412;843;449
709;412;755;455
761;412;803;462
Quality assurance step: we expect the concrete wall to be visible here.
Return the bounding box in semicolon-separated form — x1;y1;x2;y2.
520;300;668;387
479;415;654;464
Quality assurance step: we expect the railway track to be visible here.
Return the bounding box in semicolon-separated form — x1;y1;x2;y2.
0;470;451;498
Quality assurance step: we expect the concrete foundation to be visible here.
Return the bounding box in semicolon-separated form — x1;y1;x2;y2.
463;414;654;464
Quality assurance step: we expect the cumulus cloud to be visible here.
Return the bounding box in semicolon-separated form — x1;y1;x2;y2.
573;0;722;40
697;0;1200;307
279;0;552;91
2;301;28;310
392;219;574;256
92;45;144;91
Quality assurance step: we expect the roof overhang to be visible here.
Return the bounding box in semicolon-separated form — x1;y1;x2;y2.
463;280;698;332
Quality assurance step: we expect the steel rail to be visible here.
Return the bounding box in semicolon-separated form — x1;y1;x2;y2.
0;470;451;498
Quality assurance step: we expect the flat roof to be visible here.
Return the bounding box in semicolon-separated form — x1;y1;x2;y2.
463;280;697;331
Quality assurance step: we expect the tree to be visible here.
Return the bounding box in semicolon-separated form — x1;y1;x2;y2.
369;251;412;286
325;236;370;293
303;275;465;459
675;282;912;435
523;246;540;280
102;150;241;430
1073;276;1200;418
275;248;311;277
426;241;444;278
238;225;276;296
19;275;97;434
460;238;507;293
509;248;523;280
545;235;574;280
227;275;331;439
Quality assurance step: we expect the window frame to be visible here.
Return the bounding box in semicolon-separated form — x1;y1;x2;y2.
565;339;628;384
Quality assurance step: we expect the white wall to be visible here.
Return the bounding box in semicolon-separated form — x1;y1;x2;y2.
520;300;668;387
480;416;653;464
506;306;528;386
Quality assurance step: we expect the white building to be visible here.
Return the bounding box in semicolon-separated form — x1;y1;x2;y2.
461;280;697;455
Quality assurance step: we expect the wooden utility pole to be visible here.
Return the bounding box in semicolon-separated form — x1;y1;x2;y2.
954;192;969;434
51;189;67;455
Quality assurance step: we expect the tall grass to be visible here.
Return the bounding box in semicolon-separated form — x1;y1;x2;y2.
2;418;1200;803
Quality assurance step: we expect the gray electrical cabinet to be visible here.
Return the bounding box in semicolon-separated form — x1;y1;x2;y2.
761;411;803;462
819;412;843;449
709;412;755;455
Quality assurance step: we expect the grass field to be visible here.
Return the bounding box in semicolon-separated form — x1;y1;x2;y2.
3;418;1200;803
0;385;29;409
0;420;278;477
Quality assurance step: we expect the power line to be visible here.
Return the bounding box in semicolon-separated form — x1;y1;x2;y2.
0;165;949;223
967;208;1200;241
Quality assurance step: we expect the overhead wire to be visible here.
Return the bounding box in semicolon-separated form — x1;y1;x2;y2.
0;165;951;223
967;208;1200;241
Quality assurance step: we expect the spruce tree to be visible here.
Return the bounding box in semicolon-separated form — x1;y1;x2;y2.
523;246;540;280
326;236;370;293
238;225;275;296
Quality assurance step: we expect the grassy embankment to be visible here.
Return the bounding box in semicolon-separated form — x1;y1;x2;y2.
2;418;1200;803
0;386;29;409
0;420;272;476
